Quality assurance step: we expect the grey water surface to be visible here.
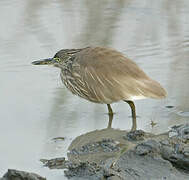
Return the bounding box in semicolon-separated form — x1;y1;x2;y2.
0;0;189;179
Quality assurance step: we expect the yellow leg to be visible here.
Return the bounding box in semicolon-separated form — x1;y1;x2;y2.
107;104;114;128
107;104;113;115
124;100;137;131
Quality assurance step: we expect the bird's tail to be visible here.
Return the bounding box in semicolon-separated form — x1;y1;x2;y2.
139;79;167;99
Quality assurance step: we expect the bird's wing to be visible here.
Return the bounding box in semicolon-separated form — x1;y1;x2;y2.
72;47;166;103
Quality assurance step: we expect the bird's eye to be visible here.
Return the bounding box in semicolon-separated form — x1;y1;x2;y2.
54;58;61;62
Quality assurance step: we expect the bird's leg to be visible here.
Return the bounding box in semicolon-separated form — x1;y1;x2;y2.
124;100;137;131
107;104;113;115
107;104;114;128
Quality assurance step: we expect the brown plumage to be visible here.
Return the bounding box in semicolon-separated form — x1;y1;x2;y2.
32;47;166;131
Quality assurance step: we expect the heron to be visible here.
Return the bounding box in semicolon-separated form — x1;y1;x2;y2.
32;47;166;131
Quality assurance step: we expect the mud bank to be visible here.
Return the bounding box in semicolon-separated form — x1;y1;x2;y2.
42;124;189;179
1;124;189;180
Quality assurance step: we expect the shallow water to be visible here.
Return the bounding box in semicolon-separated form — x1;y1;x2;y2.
0;0;189;179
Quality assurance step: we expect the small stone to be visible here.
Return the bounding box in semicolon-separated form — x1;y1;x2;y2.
1;169;46;180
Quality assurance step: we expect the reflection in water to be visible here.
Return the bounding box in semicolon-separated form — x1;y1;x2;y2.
67;127;128;165
76;0;127;47
0;0;189;179
23;0;56;50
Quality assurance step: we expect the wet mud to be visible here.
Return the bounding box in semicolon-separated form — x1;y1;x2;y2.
1;124;188;180
41;124;189;179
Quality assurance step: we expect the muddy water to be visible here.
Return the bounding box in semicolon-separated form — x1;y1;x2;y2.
0;0;188;179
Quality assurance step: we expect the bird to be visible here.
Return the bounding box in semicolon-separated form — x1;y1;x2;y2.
32;47;166;131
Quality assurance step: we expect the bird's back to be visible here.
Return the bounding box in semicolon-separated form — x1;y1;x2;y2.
61;47;166;104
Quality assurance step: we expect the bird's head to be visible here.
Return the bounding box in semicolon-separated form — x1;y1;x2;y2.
32;48;83;68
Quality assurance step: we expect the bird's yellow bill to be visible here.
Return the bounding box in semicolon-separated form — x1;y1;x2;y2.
31;58;54;65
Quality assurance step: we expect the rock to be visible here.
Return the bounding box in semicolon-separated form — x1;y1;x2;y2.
160;124;189;171
40;124;189;179
135;140;160;155
64;161;102;179
169;124;189;141
0;169;46;180
40;157;67;169
108;148;188;180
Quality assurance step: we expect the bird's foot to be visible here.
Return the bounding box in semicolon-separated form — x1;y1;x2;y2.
125;130;145;141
